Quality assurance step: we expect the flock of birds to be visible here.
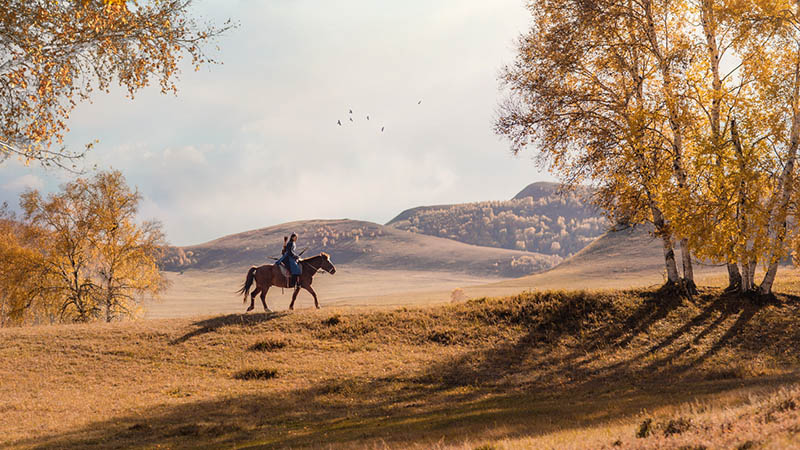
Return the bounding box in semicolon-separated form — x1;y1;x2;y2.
337;100;423;133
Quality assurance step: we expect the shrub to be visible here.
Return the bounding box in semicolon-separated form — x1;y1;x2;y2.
233;369;277;381
636;418;653;438
249;339;287;352
323;315;341;326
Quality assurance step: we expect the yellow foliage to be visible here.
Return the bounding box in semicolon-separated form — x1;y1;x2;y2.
0;170;167;325
0;1;232;167
497;0;800;292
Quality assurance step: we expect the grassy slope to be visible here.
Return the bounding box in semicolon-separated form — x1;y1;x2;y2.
4;278;800;449
459;224;733;301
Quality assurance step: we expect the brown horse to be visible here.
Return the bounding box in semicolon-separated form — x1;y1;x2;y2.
237;253;336;312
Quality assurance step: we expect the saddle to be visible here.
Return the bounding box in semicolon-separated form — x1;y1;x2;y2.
277;262;302;279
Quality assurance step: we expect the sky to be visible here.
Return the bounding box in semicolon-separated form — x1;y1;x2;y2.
0;0;553;246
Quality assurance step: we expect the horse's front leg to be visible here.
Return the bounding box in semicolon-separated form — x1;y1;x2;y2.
289;286;301;310
247;287;261;312
260;286;272;313
305;285;320;309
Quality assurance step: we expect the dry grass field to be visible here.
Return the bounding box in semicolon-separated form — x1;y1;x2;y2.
147;225;728;319
144;267;499;318
4;272;800;449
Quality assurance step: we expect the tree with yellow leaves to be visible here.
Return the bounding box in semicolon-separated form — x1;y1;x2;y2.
498;0;800;295
0;170;167;324
85;171;167;321
496;0;690;287
20;179;100;321
734;0;800;294
0;0;232;167
0;205;53;325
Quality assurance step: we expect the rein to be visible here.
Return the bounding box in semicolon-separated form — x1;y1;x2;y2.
301;257;326;274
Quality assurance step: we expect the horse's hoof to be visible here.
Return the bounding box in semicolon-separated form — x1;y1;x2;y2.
246;306;254;312
264;308;273;313
315;306;320;310
289;306;294;311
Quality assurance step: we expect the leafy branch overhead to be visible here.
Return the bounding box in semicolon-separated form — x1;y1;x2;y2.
0;0;233;168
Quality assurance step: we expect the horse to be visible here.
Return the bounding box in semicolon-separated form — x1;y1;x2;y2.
237;253;336;312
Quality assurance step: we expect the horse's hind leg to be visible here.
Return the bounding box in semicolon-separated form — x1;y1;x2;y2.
247;287;261;312
305;285;320;309
260;286;272;313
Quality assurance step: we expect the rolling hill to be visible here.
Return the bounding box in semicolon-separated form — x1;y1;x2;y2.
386;181;608;258
162;219;561;278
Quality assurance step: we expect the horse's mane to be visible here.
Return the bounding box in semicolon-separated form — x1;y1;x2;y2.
300;252;329;263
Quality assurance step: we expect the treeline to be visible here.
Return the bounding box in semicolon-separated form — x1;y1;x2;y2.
497;0;800;295
388;192;608;258
0;171;167;326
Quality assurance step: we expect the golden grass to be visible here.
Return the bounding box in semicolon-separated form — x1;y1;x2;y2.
2;274;800;448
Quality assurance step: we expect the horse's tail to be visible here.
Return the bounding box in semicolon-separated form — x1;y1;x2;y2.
237;266;258;303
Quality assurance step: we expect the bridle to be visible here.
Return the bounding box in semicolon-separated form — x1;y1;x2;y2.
302;257;330;274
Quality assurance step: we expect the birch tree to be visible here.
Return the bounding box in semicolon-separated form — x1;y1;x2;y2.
743;0;800;294
499;0;800;295
496;0;688;286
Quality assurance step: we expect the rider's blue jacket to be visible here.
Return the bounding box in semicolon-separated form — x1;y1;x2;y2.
285;241;300;260
277;240;301;275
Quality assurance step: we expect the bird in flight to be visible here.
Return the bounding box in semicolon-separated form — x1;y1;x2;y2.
349;109;353;114
366;115;370;121
349;117;354;122
337;120;342;126
381;126;385;132
418;100;422;104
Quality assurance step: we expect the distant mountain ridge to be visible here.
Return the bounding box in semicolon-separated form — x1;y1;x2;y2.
386;182;608;258
162;219;561;277
161;182;609;278
512;181;572;200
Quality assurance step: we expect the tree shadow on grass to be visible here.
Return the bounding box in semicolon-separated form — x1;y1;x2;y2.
420;289;800;395
606;286;688;348
170;312;289;345
415;288;685;389
18;368;800;450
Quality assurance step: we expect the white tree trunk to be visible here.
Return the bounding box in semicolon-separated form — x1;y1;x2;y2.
760;75;800;294
727;262;742;291
741;261;753;292
702;1;742;292
643;0;695;287
652;205;680;283
680;238;694;283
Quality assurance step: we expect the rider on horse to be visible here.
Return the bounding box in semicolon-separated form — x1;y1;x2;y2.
275;232;302;287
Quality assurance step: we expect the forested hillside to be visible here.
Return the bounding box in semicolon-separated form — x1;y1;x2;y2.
386;182;608;257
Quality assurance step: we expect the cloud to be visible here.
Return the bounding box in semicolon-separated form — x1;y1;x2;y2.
2;174;44;193
2;0;555;246
162;146;207;166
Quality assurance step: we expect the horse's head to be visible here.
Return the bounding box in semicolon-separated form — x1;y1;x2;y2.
319;252;336;274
